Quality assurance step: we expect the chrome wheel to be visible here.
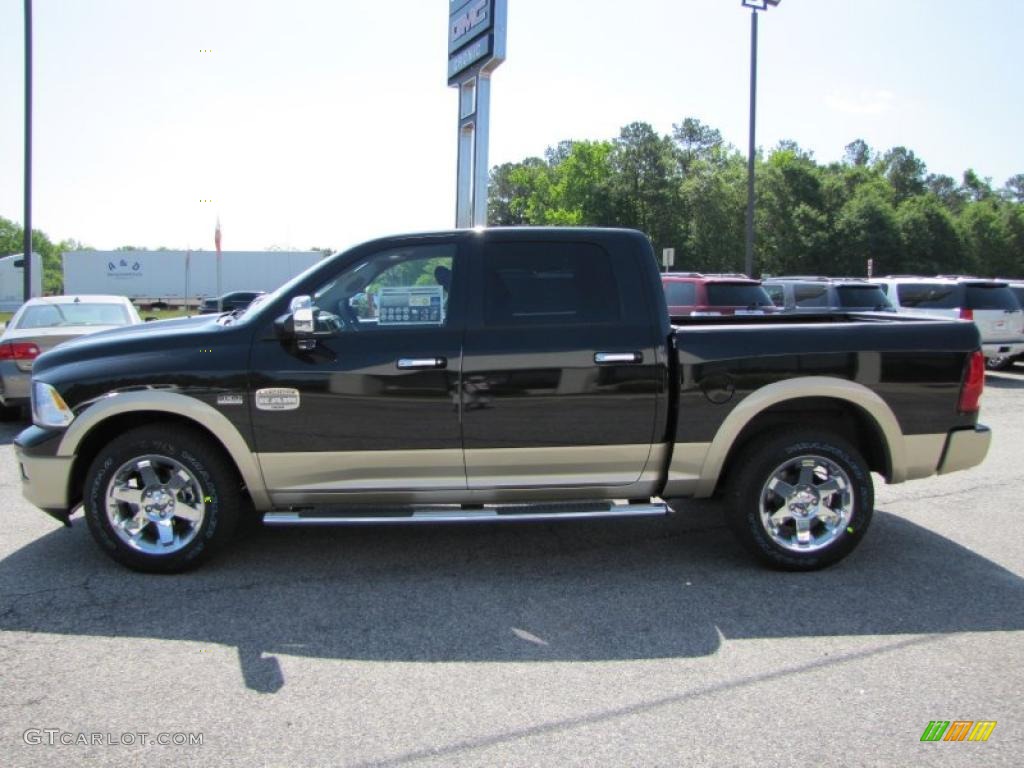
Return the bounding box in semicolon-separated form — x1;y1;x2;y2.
758;454;854;553
104;454;206;555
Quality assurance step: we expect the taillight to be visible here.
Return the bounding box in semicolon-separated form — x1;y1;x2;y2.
0;342;41;360
958;350;985;414
959;307;974;321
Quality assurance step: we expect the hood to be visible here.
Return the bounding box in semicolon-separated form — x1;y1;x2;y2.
30;313;230;375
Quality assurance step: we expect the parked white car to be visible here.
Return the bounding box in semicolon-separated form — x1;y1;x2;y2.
870;277;1024;369
0;295;142;414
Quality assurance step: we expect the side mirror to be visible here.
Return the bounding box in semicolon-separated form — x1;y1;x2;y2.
290;296;314;335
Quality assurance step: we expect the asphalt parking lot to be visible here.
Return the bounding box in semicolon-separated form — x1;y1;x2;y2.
2;370;1023;767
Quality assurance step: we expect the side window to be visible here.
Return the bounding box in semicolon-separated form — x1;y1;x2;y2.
483;242;621;327
794;284;830;307
311;244;455;331
664;282;697;306
764;284;784;305
897;283;961;309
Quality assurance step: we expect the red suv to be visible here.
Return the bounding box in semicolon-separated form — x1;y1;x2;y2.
661;273;777;320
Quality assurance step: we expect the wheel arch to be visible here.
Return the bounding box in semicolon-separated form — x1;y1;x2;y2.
60;391;270;511
696;377;906;497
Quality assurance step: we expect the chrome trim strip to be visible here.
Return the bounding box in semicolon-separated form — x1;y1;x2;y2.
263;502;668;526
397;357;446;370
594;352;641;364
269;480;664;507
58;390;271;510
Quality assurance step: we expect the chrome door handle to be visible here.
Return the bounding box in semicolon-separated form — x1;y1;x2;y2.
594;352;643;365
397;357;447;370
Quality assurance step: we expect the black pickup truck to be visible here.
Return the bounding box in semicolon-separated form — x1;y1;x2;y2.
15;228;991;572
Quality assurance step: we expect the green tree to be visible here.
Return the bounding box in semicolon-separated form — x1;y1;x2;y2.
833;181;902;276
896;195;963;275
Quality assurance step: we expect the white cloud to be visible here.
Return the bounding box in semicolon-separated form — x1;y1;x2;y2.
824;89;896;116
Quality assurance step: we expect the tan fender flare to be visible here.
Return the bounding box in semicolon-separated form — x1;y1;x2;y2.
58;390;271;510
694;376;906;497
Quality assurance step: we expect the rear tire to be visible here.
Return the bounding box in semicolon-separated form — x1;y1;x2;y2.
83;424;241;573
726;430;873;571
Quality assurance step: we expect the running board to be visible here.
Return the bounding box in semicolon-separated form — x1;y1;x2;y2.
263;500;669;526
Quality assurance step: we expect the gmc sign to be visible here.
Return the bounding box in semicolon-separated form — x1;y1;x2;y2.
447;0;505;83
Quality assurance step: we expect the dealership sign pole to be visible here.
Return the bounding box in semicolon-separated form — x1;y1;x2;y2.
448;0;507;228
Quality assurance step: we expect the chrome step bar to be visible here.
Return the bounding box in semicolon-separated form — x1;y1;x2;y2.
263;500;669;527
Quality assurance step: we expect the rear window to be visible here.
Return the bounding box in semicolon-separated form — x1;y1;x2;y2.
836;285;891;309
965;284;1019;310
663;282;697;306
484;242;621;327
17;303;131;329
706;284;773;307
897;283;964;309
1010;286;1024;307
794;284;830;308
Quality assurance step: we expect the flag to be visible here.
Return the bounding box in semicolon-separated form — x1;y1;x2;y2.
214;217;222;254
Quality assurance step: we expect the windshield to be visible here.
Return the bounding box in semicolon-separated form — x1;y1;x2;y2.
16;303;131;329
836;285;892;308
706;284;773;307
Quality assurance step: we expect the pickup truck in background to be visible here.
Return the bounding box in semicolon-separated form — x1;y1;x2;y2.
15;228;991;573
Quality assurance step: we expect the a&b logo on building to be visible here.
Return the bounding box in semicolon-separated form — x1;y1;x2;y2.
920;720;997;742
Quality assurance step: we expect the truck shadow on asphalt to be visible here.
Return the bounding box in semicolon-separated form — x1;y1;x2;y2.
2;507;1022;694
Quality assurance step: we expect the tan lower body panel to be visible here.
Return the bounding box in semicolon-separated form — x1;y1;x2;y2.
258;449;467;494
465;444;660;489
938;426;991;475
902;433;948;481
662;442;712;497
261;444;664;507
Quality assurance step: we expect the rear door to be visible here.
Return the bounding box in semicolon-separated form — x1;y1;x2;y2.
461;233;663;490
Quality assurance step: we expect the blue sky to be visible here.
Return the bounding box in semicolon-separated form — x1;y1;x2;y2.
1;0;1021;252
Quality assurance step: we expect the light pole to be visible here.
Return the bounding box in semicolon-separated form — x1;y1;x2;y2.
741;0;779;278
24;0;33;300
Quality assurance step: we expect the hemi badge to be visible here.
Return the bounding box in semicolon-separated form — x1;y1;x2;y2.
217;394;244;406
255;388;301;411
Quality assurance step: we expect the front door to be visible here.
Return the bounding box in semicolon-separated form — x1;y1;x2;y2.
249;239;466;504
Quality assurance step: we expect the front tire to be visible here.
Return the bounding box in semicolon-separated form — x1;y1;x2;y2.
83;425;241;573
726;430;873;571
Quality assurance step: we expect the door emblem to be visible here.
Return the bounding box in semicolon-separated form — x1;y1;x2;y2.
255;388;301;411
217;393;244;406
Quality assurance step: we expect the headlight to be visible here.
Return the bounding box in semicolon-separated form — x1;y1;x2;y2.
32;381;74;428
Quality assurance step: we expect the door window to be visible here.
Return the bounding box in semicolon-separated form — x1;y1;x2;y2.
483;242;621;327
794;284;830;307
310;245;456;331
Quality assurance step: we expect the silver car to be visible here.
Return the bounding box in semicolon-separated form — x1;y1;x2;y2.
0;295;142;414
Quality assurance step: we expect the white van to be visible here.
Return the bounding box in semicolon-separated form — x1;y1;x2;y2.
0;252;43;313
870;277;1024;368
